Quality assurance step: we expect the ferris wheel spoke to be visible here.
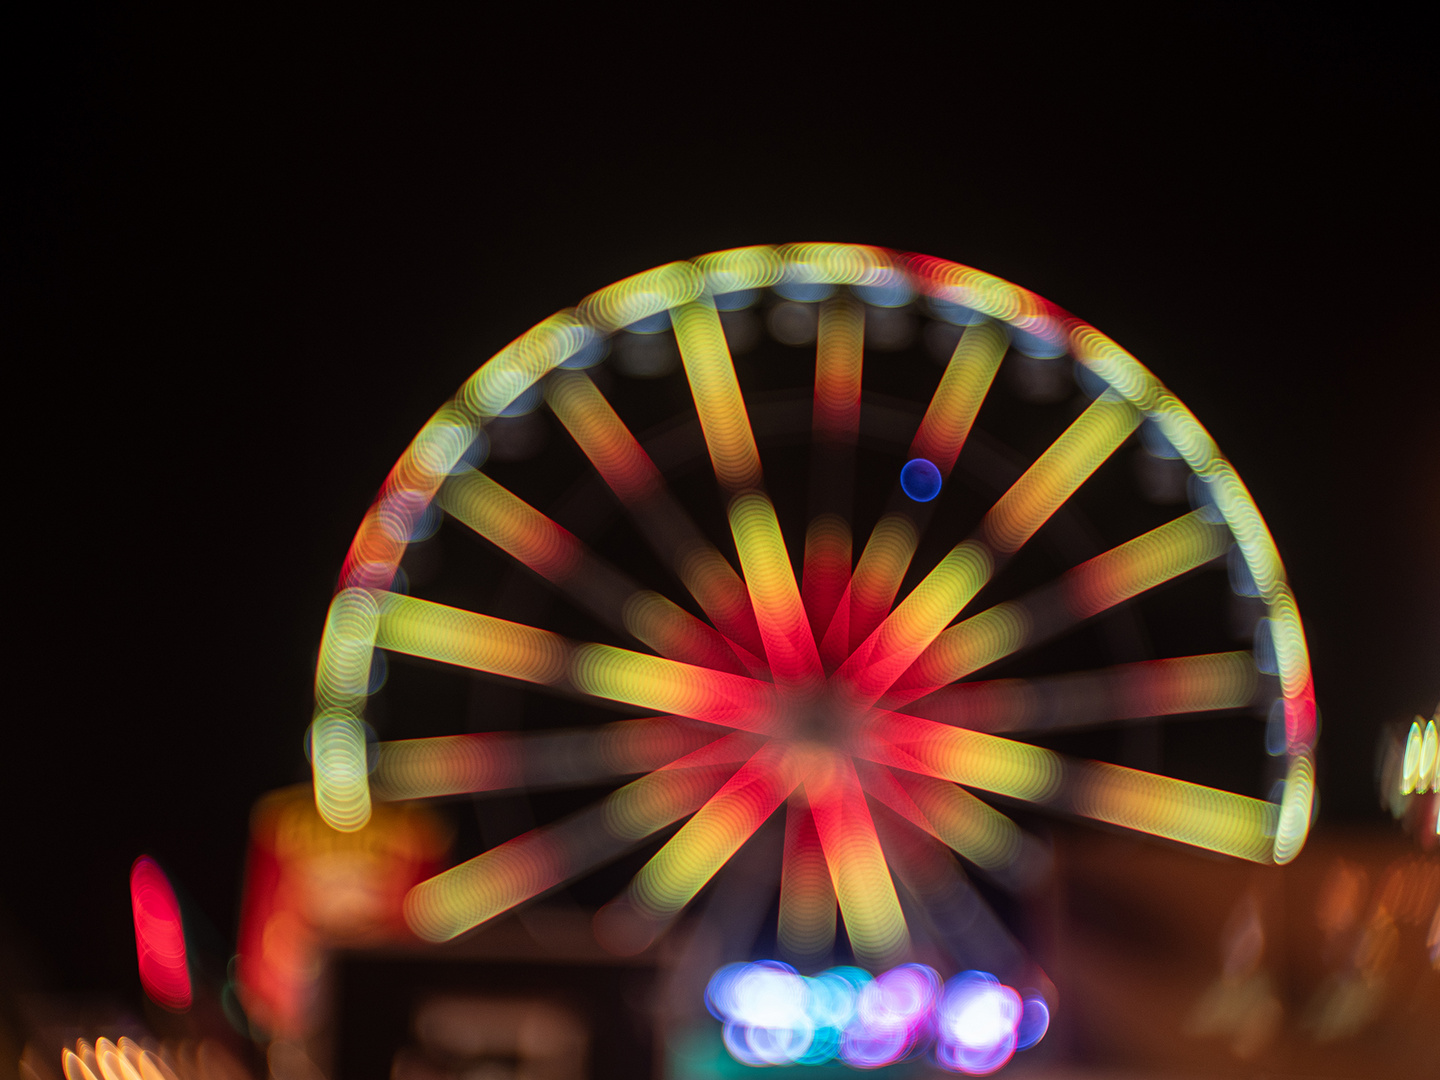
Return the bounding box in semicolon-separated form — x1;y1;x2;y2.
903;651;1260;735
837;395;1141;706
869;711;1279;862
368;590;783;732
404;753;740;942
371;717;742;801
598;741;804;949
805;754;911;968
910;321;1009;483
803;299;864;645
856;762;1023;873
885;508;1232;703
777;792;837;968
672;298;824;688
729;492;825;688
819;322;1007;664
544;371;767;662
980;393;1142;555
441;468;749;675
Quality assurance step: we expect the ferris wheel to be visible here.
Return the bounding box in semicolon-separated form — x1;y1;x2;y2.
307;244;1316;984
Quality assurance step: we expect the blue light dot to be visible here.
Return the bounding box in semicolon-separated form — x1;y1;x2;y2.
901;458;943;502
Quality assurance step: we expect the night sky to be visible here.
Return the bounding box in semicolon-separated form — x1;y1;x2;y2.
7;7;1437;1011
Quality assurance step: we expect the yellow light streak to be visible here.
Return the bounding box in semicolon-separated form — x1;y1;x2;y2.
372;718;725;800
888;602;1030;701
604;738;759;841
373;590;569;686
408;739;744;942
440;468;745;672
462;311;591;419
543;372;662;503
372;590;776;728
813;298;863;442
981;395;1141;554
843;540;993;702
828;513;919;660
1401;720;1423;795
672;298;762;492
544;369;763;657
808;754;910;967
1065;509;1230;619
872;712;1280;862
907;651;1258;733
620;590;751;676
863;714;1062;804
628;743;802;922
1072;759;1278;863
570;642;779;733
1421;720;1439;794
891;772;1023;871
890;510;1228;703
693;246;784;293
439;469;582;580
728;492;822;687
910;320;1007;476
777;795;836;966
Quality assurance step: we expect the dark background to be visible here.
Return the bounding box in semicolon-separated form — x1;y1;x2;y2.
6;5;1436;1010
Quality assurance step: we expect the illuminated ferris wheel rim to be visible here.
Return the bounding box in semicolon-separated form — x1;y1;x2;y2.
310;242;1317;955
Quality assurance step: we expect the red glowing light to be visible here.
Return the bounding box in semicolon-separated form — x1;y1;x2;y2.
130;856;191;1011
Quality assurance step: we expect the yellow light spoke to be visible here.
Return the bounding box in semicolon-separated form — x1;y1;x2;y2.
729;492;823;687
982;395;1142;554
906;651;1259;734
570;642;782;733
370;590;780;732
1063;508;1231;618
859;714;1062;804
1068;758;1278;862
888;509;1230;703
545;370;765;659
840;540;994;703
440;468;582;580
889;771;1023;871
372;718;732;800
821;322;1005;665
807;754;910;968
813;297;864;442
673;298;762;492
405;756;734;942
604;738;760;841
544;371;663;502
823;514;919;663
777;794;837;968
870;711;1280;862
442;468;747;674
909;321;1007;477
373;590;570;685
624;742;803;926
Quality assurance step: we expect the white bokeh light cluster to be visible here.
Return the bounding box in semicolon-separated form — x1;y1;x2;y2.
705;961;1049;1073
